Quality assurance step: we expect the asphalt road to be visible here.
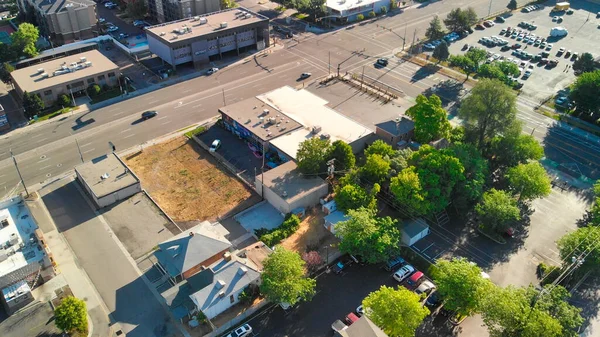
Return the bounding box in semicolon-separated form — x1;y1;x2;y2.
0;0;597;197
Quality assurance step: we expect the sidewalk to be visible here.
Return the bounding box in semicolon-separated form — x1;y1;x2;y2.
26;195;113;337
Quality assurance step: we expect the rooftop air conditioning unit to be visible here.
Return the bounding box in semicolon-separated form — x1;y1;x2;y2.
312;125;322;134
245;13;252;19
321;133;331;140
85;61;92;67
160;32;166;36
263;109;269;115
40;72;48;78
101;173;110;179
80;57;87;63
218;291;225;297
70;62;77;67
199;17;208;25
220;22;228;28
36;68;44;73
192;16;199;21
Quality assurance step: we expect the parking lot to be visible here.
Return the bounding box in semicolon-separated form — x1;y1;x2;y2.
444;2;600;102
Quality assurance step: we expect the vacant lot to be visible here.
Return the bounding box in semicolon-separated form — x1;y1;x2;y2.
124;137;259;222
281;209;339;262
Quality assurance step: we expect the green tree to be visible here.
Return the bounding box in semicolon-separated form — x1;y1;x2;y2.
336;208;400;264
296;137;331;175
260;247;316;305
126;0;148;20
22;91;44;118
368;10;376;17
477;63;507;82
335;182;379;211
390;0;398;9
0;62;14;85
365;139;395;158
221;0;238;8
57;94;71;107
360;154;391;184
449;125;465;143
572;52;596;75
390;166;432;215
475;189;520;233
465;47;488;71
536;285;584;337
295;0;326;21
327;140;355;172
449;143;488;209
430;258;492;317
557;226;600;276
570;69;600;121
433;41;450;63
425;15;445;41
357;13;365;21
388;148;413;177
497;60;520;77
449;54;476;79
489;133;544;170
0;43;17;63
87;84;102;97
380;6;387;14
406;94;451;143
458;78;518;151
11;23;39;58
443;8;478;32
54;296;88;333
506;162;551;202
507;0;517;10
362;285;430;337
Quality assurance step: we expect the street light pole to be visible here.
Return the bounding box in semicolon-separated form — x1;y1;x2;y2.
10;149;29;198
75;138;84;163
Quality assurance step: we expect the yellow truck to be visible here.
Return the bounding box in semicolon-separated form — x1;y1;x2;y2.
553;2;570;12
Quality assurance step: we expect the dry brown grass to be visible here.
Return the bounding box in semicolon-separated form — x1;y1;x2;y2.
124;137;257;222
281;208;338;255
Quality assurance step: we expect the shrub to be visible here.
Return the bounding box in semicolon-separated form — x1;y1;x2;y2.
380;6;387;14
537;262;560;285
368;11;376;18
258;214;301;247
57;94;71;107
87;84;102;97
357;13;365;21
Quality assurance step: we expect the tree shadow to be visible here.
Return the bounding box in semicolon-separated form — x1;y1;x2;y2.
422;79;465;107
411;64;440;83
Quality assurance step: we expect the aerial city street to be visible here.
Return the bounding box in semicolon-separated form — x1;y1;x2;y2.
0;0;599;336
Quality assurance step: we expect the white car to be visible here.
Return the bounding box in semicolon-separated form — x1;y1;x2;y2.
206;67;219;75
226;324;252;337
415;280;436;296
107;26;118;32
209;139;221;152
558;47;566;54
546;43;553;50
393;264;415;283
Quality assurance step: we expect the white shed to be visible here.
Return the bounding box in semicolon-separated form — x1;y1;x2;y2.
401;219;430;246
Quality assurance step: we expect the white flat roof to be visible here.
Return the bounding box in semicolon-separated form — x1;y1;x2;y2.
0;198;44;277
326;0;382;12
264;86;371;159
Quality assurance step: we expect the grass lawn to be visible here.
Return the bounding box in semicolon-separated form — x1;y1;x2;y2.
293;13;309;19
28;106;80;125
184;125;208;138
90;89;122;104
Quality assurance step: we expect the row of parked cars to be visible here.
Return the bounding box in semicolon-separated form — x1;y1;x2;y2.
522;4;543;13
423;31;466;50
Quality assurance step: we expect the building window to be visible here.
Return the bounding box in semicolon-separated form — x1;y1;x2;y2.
87;78;95;84
43;90;52;96
98;75;106;81
230;295;235;303
108;72;116;78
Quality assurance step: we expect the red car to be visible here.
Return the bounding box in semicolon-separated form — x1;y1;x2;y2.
345;312;360;325
406;271;425;289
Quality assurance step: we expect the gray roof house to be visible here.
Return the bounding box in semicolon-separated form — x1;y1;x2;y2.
154;221;232;282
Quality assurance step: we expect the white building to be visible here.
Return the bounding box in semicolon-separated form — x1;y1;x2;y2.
325;0;391;22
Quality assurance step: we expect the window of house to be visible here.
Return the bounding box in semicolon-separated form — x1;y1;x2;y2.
108;72;116;78
87;78;95;84
98;75;106;81
43;90;52;96
229;295;235;303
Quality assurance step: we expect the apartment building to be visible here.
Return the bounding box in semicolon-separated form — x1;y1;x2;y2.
147;0;220;23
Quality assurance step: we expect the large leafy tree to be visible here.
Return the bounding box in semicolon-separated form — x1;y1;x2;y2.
327;140;355;172
572;52;596;75
430;258;492;317
336;208;401;264
405;94;451;143
476;189;520;233
478;63;507;82
481;284;582;337
443;8;478;32
506;162;551;202
22;91;44;118
388;148;413;177
390;166;432;215
507;0;517;10
497;61;521;77
55;296;88;333
11;23;39;58
465;47;488;71
296;137;331;175
449;143;489;209
449;54;476;79
260;247;316;305
557;226;600;276
360;154;391;185
295;0;326;21
365;139;395;158
362;285;430;337
458;78;518;152
570;70;600;122
335;182;379;211
433;41;450;63
127;0;148;20
426;15;445;41
0;62;14;85
489;133;544;170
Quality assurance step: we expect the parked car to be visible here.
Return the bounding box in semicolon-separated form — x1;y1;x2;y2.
406;271;425;289
496;16;506;23
426;290;443;307
415;280;437;296
119;33;129;39
107;26;119;32
501;45;511;52
226;324;252;337
104;2;117;8
384;255;406;271
133;20;145;27
332;255;356;274
356;305;364;317
345;312;360;325
300;72;312;79
523;69;533;79
423;43;435;50
462;43;469;50
483;20;495;27
571;52;578;60
141;110;158;120
476;24;485;30
331;320;348;333
393;264;415;283
206;67;219;75
209;139;221;152
558;47;566;55
98;18;106;23
512;43;522;49
376;58;388;66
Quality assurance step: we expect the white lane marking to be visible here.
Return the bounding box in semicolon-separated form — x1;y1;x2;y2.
31;133;45;138
120;128;132;133
183;89;192;93
161;121;172;125
157;116;168;120
123;134;136;139
39;164;53;171
113;110;128;116
35;137;47;143
148;100;159;104
80;142;93;147
37;158;50;163
83;148;95;154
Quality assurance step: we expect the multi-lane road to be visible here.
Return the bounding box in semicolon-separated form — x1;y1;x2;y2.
0;0;598;198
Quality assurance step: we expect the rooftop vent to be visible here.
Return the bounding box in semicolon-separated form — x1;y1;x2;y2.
218;290;225;297
160;32;166;36
312;125;322;134
79;56;87;63
282;190;288;198
263;109;269;115
199;17;208;25
321;133;331;140
216;279;226;289
101;173;110;179
192;16;199;21
220;22;228;29
36;68;44;74
40;72;48;78
188;232;195;237
237;266;248;276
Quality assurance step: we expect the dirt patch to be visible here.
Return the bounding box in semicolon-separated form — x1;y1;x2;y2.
123;137;260;223
281;208;339;258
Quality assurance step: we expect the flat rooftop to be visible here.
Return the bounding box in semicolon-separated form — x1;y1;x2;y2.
146;8;267;45
220;97;303;142
75;153;139;199
376;117;414;137
11;49;118;93
258;161;327;205
326;0;381;12
266;86;372;159
32;0;95;14
0;197;44;277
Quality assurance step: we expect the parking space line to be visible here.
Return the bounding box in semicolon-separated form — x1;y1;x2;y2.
123;134;136;139
83;148;95;154
120;128;132;133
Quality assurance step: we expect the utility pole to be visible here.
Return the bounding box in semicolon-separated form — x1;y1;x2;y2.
328;51;331;74
222;88;226;106
403;22;407;51
75;138;84;163
69;88;76;107
411;29;418;54
10;149;29;198
488;0;493;17
361;66;365;89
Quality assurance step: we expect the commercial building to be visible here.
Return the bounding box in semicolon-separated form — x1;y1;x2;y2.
147;0;221;23
17;0;98;45
375;116;414;149
220;85;373;164
325;0;390;23
11;50;119;106
0;196;55;315
145;8;270;68
75;153;141;208
255;161;328;214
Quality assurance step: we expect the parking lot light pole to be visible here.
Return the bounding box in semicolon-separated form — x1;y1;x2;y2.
10;149;29;198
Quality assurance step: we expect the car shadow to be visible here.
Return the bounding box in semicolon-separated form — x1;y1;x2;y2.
131;118;145;125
